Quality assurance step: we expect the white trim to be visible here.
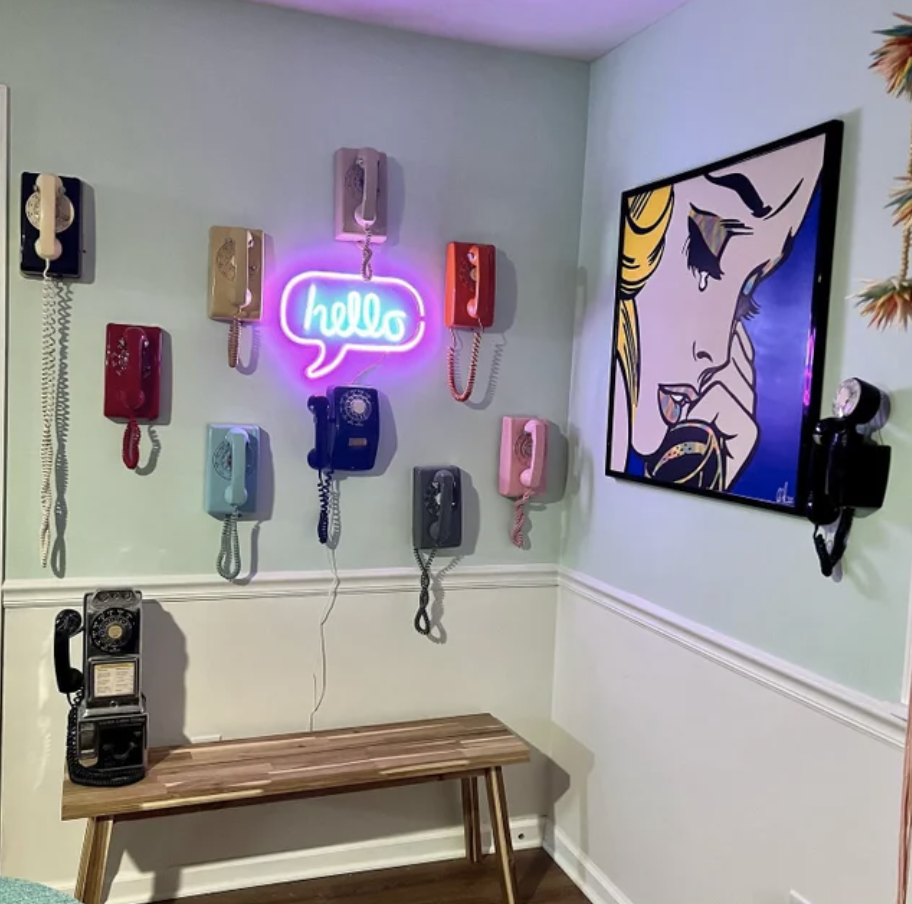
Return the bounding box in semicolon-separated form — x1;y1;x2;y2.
2;563;559;609
0;83;8;867
544;822;633;904
49;815;544;904
560;567;905;749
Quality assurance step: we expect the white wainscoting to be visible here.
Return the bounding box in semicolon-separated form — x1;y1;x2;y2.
1;564;904;903
560;568;904;749
552;574;904;904
0;566;559;899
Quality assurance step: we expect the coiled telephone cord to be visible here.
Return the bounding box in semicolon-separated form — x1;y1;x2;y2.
447;329;483;403
228;318;241;369
317;470;334;545
813;509;855;578
66;689;144;787
40;267;61;568
122;418;141;470
511;490;533;549
413;544;438;636
360;227;374;282
217;508;242;581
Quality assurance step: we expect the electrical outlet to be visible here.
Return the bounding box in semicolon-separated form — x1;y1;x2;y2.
790;892;813;904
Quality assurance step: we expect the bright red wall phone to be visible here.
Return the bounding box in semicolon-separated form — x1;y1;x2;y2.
104;324;162;470
444;242;495;402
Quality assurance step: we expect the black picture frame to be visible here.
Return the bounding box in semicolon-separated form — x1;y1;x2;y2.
605;120;844;516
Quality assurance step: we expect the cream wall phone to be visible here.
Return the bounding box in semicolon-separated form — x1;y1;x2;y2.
20;173;83;569
21;173;82;278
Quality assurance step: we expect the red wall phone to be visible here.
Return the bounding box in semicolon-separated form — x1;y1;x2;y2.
444;242;495;402
104;324;162;470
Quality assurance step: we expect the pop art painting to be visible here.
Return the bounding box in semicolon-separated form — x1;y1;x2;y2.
606;122;844;514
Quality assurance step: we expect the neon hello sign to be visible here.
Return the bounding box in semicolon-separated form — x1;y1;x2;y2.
280;271;426;379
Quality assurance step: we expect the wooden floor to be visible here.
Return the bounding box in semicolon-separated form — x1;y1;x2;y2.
160;850;587;904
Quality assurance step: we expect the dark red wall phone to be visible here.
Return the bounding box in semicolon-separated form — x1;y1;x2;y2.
445;242;495;402
104;324;162;470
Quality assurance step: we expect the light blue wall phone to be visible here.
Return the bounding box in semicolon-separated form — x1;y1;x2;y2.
205;425;259;516
205;425;259;581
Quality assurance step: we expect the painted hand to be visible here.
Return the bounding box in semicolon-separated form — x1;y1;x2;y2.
687;322;759;489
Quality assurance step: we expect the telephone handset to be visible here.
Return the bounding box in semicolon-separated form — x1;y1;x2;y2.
54;590;147;788
806;377;891;577
307;386;381;544
22;174;84;568
104;324;163;470
54;609;84;695
412;466;462;636
445;242;496;402
335;148;388;281
208;226;264;369
499;416;548;548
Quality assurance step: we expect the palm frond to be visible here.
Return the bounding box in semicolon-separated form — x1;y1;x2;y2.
855;277;912;328
872;14;912;99
889;176;912;227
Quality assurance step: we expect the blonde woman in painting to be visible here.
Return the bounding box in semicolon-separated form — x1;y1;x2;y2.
609;137;827;493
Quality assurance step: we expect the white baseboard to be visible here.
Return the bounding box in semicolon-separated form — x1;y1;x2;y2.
544;823;633;904
50;816;545;904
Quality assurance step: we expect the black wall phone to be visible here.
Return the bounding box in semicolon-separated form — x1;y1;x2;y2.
307;386;381;544
54;589;148;787
806;377;891;577
411;466;462;636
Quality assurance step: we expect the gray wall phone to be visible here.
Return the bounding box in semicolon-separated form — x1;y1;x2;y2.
413;466;462;550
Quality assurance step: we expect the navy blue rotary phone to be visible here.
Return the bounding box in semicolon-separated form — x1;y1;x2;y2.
806;377;891;577
307;386;380;544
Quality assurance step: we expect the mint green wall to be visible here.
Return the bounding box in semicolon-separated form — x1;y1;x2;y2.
563;0;912;700
1;0;589;580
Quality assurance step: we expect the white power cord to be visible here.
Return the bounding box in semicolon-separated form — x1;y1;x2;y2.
309;544;340;732
40;262;60;568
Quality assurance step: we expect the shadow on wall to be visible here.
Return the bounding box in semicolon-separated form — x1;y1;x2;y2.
104;599;188;902
848;382;912;600
546;725;594;864
819;108;862;394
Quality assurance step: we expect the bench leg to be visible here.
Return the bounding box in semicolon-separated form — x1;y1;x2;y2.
484;767;517;904
461;776;482;864
75;816;114;904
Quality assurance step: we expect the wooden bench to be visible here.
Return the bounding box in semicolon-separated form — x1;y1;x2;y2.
62;713;531;904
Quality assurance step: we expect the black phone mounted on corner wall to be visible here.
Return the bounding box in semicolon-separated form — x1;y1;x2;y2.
806;377;890;577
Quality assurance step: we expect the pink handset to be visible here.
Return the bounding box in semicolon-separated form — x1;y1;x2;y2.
499;417;548;548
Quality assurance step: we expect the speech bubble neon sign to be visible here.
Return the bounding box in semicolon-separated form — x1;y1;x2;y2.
280;271;426;379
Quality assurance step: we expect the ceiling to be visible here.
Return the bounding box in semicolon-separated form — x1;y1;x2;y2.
244;0;691;61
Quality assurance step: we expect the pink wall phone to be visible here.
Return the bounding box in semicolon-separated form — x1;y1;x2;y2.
499;416;548;548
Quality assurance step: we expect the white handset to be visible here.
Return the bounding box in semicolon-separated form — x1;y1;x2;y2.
35;173;65;261
355;148;380;229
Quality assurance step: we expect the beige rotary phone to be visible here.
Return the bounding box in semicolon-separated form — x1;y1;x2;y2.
208;227;264;369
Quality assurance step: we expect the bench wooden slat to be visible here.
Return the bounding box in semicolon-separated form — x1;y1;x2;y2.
61;713;530;821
